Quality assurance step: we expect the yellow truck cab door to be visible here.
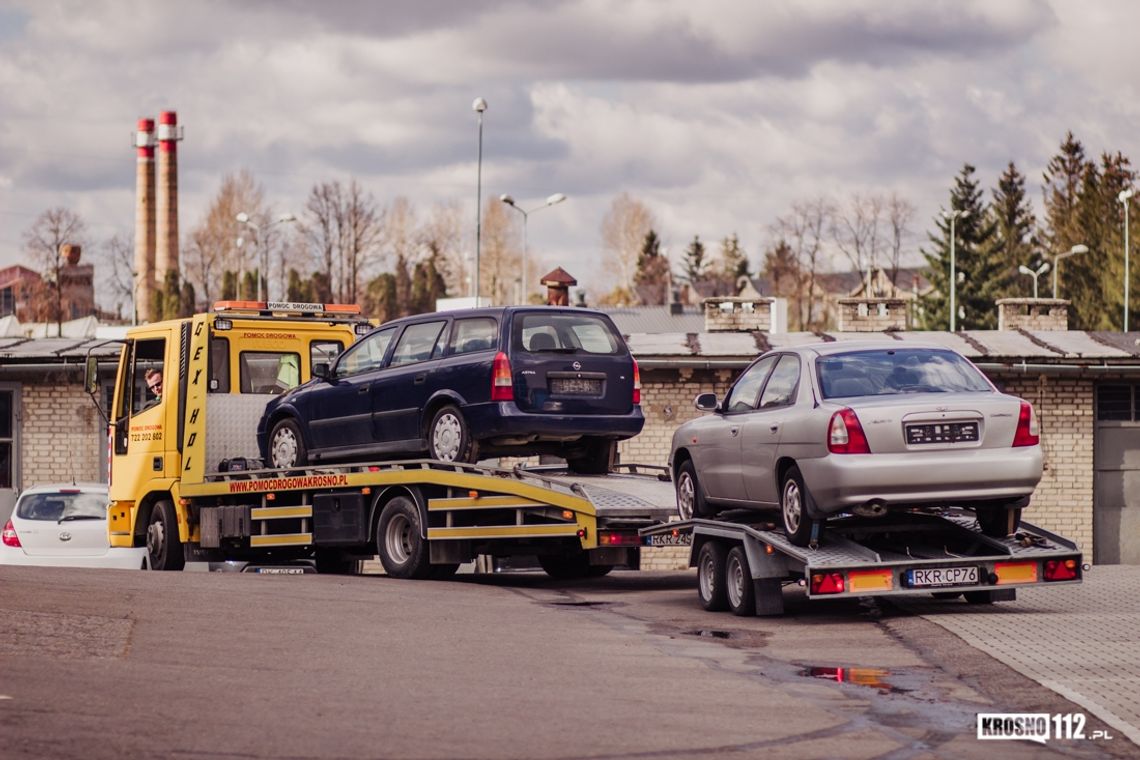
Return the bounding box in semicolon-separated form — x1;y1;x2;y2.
108;330;176;503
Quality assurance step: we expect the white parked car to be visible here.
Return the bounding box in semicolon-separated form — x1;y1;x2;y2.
0;483;147;569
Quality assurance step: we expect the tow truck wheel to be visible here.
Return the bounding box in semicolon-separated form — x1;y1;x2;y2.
538;552;591;580
697;541;728;611
725;546;756;616
269;418;307;469
428;405;476;464
976;507;1022;538
677;460;713;519
377;496;432;579
781;466;819;547
146;500;184;571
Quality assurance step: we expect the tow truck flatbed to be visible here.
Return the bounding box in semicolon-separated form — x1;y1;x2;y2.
640;509;1084;616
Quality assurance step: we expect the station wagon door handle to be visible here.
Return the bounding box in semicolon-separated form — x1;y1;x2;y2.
358;385;370;395
414;373;427;385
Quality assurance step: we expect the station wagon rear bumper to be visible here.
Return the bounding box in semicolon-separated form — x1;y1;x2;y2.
464;402;644;442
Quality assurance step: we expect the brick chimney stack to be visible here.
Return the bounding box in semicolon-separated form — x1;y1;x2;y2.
134;118;156;322
155;110;183;301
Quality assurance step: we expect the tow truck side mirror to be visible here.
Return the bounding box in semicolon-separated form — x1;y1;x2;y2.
85;356;99;395
694;393;718;412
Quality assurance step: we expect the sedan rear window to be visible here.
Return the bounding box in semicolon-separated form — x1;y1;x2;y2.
17;492;107;521
818;349;992;399
515;313;622;355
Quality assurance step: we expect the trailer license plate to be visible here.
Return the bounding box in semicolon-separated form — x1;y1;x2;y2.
906;566;979;588
649;532;691;547
551;377;603;395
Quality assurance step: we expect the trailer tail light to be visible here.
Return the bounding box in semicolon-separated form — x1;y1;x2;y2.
2;520;20;548
632;359;641;405
1012;401;1039;447
491;352;513;401
598;531;641;547
809;572;845;595
827;408;871;454
846;568;893;593
1044;558;1080;582
994;560;1038;585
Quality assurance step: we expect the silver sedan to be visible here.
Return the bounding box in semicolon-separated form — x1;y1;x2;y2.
668;342;1043;546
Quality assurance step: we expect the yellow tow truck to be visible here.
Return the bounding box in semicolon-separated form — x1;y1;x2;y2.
86;301;672;576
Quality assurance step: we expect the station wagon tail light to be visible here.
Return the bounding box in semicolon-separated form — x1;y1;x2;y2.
491;352;514;401
1012;401;1039;447
632;359;641;405
2;519;20;548
827;408;871;454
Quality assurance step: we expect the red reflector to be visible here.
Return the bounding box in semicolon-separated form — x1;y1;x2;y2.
491;352;513;401
810;572;845;595
1012;401;1040;447
2;519;20;548
1043;558;1079;582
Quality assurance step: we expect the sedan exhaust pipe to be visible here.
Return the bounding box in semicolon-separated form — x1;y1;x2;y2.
853;500;888;518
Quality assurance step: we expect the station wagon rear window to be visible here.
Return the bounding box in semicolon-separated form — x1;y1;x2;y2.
514;313;622;355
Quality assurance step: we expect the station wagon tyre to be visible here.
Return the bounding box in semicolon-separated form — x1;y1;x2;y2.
697;541;729;612
725;546;756;616
677;460;714;520
269;418;307;469
781;466;820;547
976;507;1022;538
567;439;615;475
146;500;184;571
377;496;432;579
315;548;358;575
538;552;592;580
428;405;476;464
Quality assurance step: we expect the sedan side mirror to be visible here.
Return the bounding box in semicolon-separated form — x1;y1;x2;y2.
694;392;718;412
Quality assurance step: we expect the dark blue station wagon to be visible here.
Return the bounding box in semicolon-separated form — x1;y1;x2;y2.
257;307;644;473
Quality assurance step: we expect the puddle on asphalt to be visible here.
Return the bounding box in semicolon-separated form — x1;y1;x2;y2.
548;601;612;607
684;629;733;639
798;665;913;694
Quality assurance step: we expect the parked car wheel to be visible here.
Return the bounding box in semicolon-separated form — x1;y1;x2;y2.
428;405;476;464
976;507;1022;538
725;546;756;616
377;496;432;579
781;465;820;547
697;541;728;612
269;418;307;469
676;459;713;520
567;438;615;475
146;500;184;571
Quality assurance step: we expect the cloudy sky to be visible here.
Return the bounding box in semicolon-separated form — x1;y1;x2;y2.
1;0;1138;304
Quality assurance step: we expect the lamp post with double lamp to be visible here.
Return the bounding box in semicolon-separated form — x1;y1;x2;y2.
1018;262;1050;299
1052;244;1089;299
236;212;297;302
499;193;567;303
941;208;969;332
1120;188;1134;331
472;97;487;302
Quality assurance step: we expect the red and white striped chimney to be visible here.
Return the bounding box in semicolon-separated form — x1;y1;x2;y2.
133;118;157;323
155;110;182;300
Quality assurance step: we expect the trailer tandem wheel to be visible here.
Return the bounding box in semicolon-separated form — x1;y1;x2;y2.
697;541;728;612
725;546;756;616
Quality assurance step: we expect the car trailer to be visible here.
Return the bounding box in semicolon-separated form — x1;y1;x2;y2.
640;510;1084;616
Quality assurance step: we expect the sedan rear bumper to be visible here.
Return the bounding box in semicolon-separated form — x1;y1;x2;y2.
798;446;1044;516
464;402;645;441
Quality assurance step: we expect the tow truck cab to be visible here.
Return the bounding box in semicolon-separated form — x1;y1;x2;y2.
93;301;368;551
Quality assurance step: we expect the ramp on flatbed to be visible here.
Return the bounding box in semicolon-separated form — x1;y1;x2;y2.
515;465;677;523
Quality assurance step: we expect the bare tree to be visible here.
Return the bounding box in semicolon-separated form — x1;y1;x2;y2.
300;179;383;305
479;198;520;305
420;201;464;295
184;170;266;305
304;181;342;300
600;193;657;295
884;193;916;293
832;193;885;293
772;197;832;329
21;207;88;334
101;232;135;322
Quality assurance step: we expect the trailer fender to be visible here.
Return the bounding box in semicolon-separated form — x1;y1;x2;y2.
370;484;427;540
742;538;790;580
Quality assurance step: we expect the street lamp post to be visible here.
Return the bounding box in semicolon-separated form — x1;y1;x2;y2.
1017;262;1051;299
472;97;487;302
236;212;297;301
941;209;969;332
1120;189;1134;331
499;192;567;304
1052;244;1089;299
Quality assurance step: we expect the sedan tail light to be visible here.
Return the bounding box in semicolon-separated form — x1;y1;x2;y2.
632;359;641;405
491;352;514;402
828;408;871;454
2;519;20;548
1012;401;1039;447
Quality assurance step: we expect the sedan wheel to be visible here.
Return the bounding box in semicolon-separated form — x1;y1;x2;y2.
780;465;820;547
677;468;696;521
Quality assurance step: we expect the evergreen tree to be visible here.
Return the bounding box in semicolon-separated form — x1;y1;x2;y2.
760;239;805;330
240;270;258;301
719;233;750;281
221;270;237;301
1070;152;1137;330
990;162;1038;299
920;164;999;329
161;270;182;320
410;256;448;314
286;269;313;302
633;229;671;305
179;280;196;318
1040;132;1094;324
681;235;707;285
365;273;398;322
311;271;333;304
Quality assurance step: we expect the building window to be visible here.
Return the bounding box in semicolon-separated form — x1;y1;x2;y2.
1095;384;1139;421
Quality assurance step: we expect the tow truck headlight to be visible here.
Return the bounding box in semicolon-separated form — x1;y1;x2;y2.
215;318;232;331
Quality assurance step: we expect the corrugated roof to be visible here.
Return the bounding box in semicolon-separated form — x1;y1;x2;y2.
0;337;121;361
